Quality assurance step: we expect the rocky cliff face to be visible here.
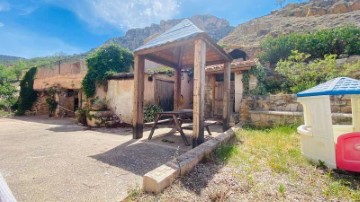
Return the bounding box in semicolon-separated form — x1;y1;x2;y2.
219;0;360;58
104;15;234;50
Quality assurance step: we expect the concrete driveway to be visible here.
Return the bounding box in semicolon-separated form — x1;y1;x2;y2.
0;116;197;201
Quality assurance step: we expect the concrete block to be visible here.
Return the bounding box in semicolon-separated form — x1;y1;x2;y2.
142;125;238;194
143;163;179;193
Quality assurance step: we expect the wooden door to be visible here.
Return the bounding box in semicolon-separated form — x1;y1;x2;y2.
214;81;235;117
156;79;174;111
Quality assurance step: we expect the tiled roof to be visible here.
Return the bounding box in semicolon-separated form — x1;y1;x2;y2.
135;19;204;52
205;59;257;72
297;77;360;97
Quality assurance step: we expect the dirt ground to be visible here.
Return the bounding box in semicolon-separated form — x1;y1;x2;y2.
0;116;222;201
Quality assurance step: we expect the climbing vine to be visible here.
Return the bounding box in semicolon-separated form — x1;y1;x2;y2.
45;87;59;117
82;44;133;97
242;63;267;96
14;67;38;115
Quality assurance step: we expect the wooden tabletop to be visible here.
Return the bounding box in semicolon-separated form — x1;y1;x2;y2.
158;109;193;115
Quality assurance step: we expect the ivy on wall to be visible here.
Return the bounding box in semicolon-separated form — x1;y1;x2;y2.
14;67;38;115
82;44;133;98
242;63;267;96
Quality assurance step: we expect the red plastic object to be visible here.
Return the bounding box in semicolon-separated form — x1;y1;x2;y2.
336;132;360;172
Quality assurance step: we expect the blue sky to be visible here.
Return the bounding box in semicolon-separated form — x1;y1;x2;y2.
0;0;306;58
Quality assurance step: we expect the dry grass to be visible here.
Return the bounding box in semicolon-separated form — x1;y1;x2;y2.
127;126;360;202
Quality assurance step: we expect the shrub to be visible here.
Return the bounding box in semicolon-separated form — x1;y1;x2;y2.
242;63;268;95
75;108;88;125
0;82;17;111
259;26;360;66
275;50;359;93
44;87;59;117
144;104;163;123
82;44;133;97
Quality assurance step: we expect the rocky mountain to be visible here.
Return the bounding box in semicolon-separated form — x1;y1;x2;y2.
219;0;360;58
104;15;234;50
3;0;360;65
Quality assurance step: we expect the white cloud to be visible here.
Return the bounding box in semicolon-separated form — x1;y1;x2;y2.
18;5;38;15
0;22;3;27
0;26;83;58
50;0;180;29
0;0;10;12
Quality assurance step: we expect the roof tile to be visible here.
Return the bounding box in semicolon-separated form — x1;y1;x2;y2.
297;77;360;97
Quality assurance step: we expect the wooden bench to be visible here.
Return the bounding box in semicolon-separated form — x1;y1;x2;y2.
144;118;174;127
144;117;184;127
181;120;217;136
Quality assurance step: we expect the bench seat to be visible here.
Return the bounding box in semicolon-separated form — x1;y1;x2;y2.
181;120;217;136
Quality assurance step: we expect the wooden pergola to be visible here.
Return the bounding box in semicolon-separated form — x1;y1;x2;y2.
132;19;233;147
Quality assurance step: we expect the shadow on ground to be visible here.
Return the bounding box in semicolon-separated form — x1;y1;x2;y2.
7;115;76;125
90;138;182;176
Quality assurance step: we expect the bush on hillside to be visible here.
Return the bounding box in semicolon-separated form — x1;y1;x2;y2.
275;50;358;93
259;26;360;66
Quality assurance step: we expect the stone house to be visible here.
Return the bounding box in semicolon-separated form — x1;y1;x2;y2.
30;56;258;124
32;60;87;116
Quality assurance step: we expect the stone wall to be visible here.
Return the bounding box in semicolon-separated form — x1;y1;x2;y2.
29;89;79;117
29;92;49;116
240;94;353;127
34;60;87;90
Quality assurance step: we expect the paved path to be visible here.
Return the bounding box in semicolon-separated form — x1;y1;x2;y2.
0;116;194;201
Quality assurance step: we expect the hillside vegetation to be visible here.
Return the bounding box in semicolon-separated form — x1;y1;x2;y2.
220;0;360;57
255;26;360;94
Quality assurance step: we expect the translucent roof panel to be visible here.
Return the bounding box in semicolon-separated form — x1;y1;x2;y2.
297;77;360;97
135;19;204;52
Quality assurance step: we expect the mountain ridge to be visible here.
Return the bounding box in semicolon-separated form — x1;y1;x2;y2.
104;14;234;51
219;0;360;58
2;0;360;65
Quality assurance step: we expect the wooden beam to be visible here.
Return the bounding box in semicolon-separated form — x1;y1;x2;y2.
174;47;184;111
136;39;193;56
223;62;231;131
174;68;181;111
133;54;145;139
181;59;228;68
200;34;233;62
144;54;178;68
192;39;206;148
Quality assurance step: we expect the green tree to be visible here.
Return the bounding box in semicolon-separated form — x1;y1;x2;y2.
15;67;38;115
82;44;133;97
0;82;17;112
0;64;13;85
13;60;26;81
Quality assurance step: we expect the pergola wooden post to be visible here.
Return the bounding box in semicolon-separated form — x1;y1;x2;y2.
133;54;145;139
192;39;206;147
174;67;182;111
132;19;232;147
174;47;183;111
223;62;231;131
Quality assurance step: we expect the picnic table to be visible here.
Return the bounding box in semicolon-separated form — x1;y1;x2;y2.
148;109;193;146
147;109;217;146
